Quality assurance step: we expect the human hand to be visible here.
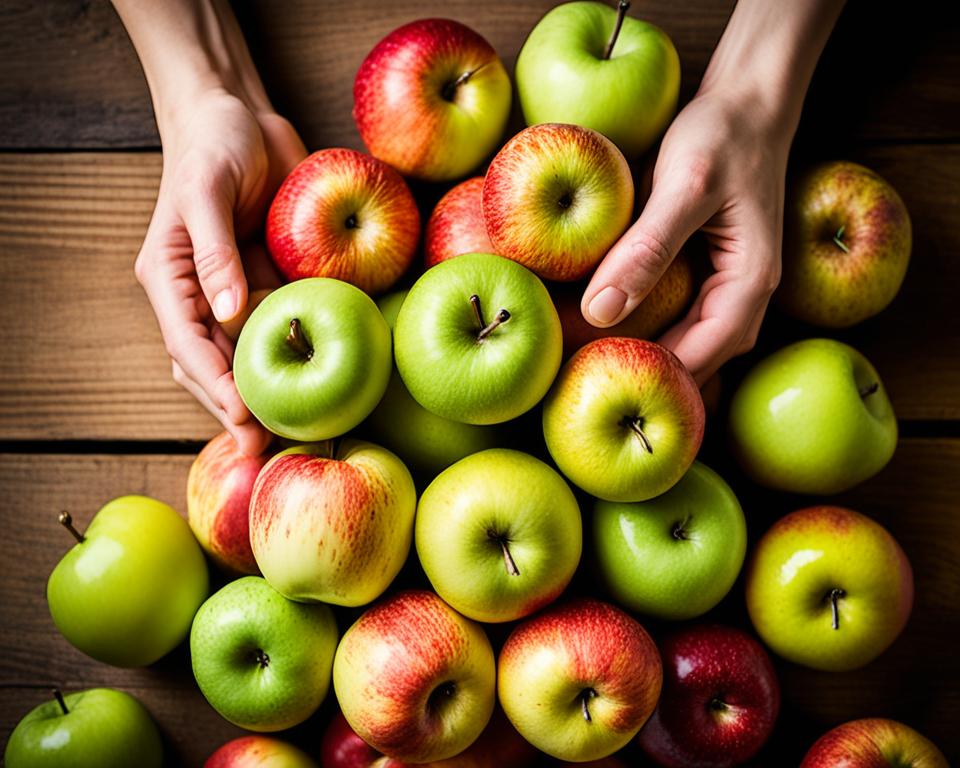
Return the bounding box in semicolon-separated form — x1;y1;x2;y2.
135;88;306;453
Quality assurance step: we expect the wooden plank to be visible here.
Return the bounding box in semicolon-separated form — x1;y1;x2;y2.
1;0;958;149
1;439;957;763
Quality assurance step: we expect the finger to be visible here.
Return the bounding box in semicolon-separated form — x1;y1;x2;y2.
179;176;248;323
581;167;717;328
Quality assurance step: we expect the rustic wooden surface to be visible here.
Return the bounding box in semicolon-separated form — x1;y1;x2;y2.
0;0;958;765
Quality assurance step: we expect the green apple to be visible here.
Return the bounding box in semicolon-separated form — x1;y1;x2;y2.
4;688;162;768
543;337;705;502
416;448;582;623
729;338;897;494
47;495;208;667
592;460;746;620
515;1;680;159
234;277;391;441
746;506;913;671
363;291;501;479
190;576;338;731
394;252;562;425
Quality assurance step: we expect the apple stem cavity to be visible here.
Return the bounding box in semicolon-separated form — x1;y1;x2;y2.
441;69;475;102
621;416;653;454
832;225;851;254
254;648;270;669
602;0;631;60
52;688;69;715
579;688;598;722
58;511;85;544
285;318;314;360
859;381;880;399
828;588;845;630
469;294;511;341
671;516;691;540
488;530;520;576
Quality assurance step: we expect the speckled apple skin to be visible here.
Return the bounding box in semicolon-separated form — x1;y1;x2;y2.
425;177;494;267
800;718;948;768
332;591;496;764
205;735;318;768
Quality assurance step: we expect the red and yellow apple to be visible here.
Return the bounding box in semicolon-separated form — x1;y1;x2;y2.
800;718;948;768
205;735;318;768
425;177;494;267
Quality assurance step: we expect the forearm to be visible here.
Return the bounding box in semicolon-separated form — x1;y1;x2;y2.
111;0;271;139
700;0;845;139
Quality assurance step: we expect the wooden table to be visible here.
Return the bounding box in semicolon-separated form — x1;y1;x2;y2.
1;1;957;765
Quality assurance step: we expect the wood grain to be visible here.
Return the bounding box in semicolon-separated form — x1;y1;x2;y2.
1;0;958;149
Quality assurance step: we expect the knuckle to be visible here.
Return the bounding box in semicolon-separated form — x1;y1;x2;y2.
681;154;717;200
133;252;149;286
625;229;673;275
193;243;238;283
170;361;187;386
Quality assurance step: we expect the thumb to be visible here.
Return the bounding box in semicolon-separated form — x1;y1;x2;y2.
581;173;714;327
180;178;248;323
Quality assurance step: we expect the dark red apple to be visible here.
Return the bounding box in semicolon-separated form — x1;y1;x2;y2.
638;625;780;767
321;711;381;767
800;718;948;767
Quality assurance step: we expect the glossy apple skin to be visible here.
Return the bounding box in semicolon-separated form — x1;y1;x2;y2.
778;161;911;328
728;338;897;494
188;430;269;575
543;337;705;502
321;712;382;768
354;19;511;182
250;440;416;606
425;177;495;267
234;278;392;442
516;2;680;160
266;149;419;294
553;250;693;358
416;448;582;622
483;123;634;281
638;625;780;767
190;576;337;732
498;598;662;762
746;506;913;671
4;688;162;768
333;590;496;763
394;252;562;425
47;495;208;667
206;735;319;768
593;460;746;620
800;718;948;768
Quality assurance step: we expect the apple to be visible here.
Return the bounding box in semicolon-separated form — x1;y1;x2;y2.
483;122;634;281
800;718;948;768
416;448;582;622
187;430;270;575
746;506;913;671
46;495;208;667
542;337;704;502
552;249;693;358
498;598;662;762
249;440;415;607
515;0;680;159
222;287;274;341
206;735;319;768
592;460;746;620
4;688;162;768
778;161;912;328
354;19;511;182
637;625;780;767
266;149;419;295
394;252;562;425
333;590;496;763
363;291;501;479
233;277;392;442
728;338;897;494
190;576;337;731
321;712;382;768
425;177;495;267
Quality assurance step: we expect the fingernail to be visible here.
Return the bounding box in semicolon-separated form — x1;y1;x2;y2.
212;289;237;322
587;286;628;325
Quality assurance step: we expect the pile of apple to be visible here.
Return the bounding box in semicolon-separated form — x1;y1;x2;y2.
5;3;947;768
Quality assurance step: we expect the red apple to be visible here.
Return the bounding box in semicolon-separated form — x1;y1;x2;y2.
556;760;628;768
354;19;511;182
266;149;420;295
638;625;780;767
321;712;381;768
483;123;633;282
498;598;662;762
205;735;318;767
800;718;948;768
187;430;269;574
425;177;495;267
332;590;496;764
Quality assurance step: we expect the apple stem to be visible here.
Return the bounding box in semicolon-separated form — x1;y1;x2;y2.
285;318;313;360
580;688;598;722
53;688;69;715
622;417;653;454
829;588;845;630
859;382;879;399
671;516;690;540
469;294;510;341
488;530;520;576
832;225;851;254
442;69;475;101
469;294;486;328
602;0;630;60
58;511;85;544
